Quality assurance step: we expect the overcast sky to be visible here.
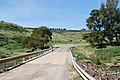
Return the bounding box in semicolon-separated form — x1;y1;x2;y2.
0;0;106;30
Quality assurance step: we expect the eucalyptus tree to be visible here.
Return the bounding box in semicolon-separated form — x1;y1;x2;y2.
86;9;104;47
104;0;120;44
85;0;120;46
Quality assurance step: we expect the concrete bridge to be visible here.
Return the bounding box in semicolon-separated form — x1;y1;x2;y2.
0;44;80;80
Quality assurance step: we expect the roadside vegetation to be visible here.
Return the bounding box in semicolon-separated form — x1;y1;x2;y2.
23;26;52;50
0;21;84;59
73;43;120;80
71;1;120;79
83;0;120;66
73;44;120;66
0;21;52;59
0;21;30;58
73;1;120;77
49;29;86;44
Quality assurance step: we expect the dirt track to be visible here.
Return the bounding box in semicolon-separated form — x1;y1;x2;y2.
0;44;81;80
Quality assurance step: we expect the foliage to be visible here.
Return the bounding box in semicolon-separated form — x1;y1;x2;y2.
0;21;28;32
0;22;30;58
73;48;87;60
23;26;52;49
74;44;120;66
84;0;120;47
111;58;118;65
95;46;120;62
50;28;66;31
89;54;101;65
75;52;86;60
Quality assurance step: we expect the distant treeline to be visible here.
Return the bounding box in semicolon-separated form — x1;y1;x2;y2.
50;28;86;32
24;27;87;32
50;28;66;31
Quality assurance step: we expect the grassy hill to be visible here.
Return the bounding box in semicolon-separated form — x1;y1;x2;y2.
49;30;86;44
0;21;30;58
0;21;28;32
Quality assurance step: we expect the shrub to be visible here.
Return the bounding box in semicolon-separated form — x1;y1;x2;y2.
0;51;7;58
89;54;101;65
74;51;86;60
111;58;118;65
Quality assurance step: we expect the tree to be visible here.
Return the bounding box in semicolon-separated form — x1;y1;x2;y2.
86;9;104;47
104;0;120;44
23;26;52;49
83;32;94;46
84;0;120;46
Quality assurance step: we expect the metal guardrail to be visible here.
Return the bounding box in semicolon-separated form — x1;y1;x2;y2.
0;47;53;73
69;47;96;80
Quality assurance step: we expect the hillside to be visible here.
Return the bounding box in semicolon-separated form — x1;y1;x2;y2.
0;21;30;58
0;21;86;58
50;30;86;44
0;21;28;32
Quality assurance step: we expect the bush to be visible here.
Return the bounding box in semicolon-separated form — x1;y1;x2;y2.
3;43;20;50
74;51;86;60
0;42;7;46
111;59;118;65
0;51;7;58
89;54;101;65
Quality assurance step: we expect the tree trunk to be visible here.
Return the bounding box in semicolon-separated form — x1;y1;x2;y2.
99;39;103;48
115;33;119;45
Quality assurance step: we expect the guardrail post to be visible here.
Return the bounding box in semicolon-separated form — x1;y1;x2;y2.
15;59;17;65
4;62;7;70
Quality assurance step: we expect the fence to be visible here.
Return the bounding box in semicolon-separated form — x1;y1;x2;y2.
0;47;53;73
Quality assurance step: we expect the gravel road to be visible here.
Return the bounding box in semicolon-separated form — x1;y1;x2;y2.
0;44;81;80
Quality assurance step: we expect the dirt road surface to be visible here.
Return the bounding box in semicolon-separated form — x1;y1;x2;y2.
0;44;81;80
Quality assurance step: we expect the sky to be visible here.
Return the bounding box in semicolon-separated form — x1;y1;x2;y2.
0;0;106;30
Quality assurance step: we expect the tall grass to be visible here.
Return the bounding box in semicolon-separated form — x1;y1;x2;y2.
95;46;120;63
73;48;87;60
73;44;120;66
51;31;84;44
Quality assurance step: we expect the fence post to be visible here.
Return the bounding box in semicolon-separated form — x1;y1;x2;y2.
4;62;7;70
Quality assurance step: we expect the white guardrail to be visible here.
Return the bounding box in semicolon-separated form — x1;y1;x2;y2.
69;47;96;80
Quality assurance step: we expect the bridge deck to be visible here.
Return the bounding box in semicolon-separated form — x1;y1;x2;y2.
0;44;80;80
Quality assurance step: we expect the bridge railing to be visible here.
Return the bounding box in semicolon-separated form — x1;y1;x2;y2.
69;47;96;80
0;47;53;73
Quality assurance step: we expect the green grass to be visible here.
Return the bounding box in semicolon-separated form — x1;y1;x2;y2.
73;47;87;60
0;30;30;58
95;46;120;63
73;44;120;66
0;28;85;58
50;31;85;44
